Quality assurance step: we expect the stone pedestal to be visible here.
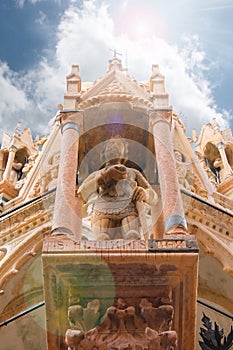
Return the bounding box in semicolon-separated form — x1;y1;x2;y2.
43;236;198;350
0;180;19;211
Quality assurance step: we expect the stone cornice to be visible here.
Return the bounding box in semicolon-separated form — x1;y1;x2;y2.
182;191;233;238
189;219;233;275
0;191;54;246
148;109;173;130
0;191;54;294
216;176;233;195
0;223;51;295
181;190;233;275
78;93;153;109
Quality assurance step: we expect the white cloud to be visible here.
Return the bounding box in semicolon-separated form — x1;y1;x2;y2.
54;0;229;133
0;62;29;134
24;58;64;114
56;1;113;78
0;60;60;139
2;0;231;143
16;0;61;7
16;0;25;8
35;10;47;25
29;0;42;3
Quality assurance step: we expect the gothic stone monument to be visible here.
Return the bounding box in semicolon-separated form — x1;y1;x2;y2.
42;59;199;350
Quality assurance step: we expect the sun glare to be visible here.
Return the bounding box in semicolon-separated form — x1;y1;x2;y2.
116;5;167;40
135;21;150;37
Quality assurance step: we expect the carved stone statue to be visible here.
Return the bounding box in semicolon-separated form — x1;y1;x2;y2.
78;138;158;240
174;150;193;191
9;159;23;185
21;154;37;179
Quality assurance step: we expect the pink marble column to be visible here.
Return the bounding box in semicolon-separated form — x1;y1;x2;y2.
149;110;187;234
52;115;82;239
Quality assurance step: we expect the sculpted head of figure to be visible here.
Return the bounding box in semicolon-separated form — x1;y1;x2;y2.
100;137;129;165
174;150;184;162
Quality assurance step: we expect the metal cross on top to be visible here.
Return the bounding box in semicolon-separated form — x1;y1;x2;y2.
110;48;122;59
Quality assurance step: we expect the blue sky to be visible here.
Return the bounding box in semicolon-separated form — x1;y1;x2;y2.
0;0;233;139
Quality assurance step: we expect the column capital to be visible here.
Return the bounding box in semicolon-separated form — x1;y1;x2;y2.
8;144;18;153
216;141;225;149
60;109;84;114
148;108;173;114
59;110;84;135
148;108;172;129
51;227;73;236
61;122;80;135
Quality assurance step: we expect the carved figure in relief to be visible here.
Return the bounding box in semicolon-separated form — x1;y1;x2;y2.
9;158;23;185
103;298;137;333
212;157;230;183
78;137;158;240
174;150;193;191
21;154;37;179
65;297;178;350
68;299;100;332
47;166;58;190
139;298;174;332
195;152;217;185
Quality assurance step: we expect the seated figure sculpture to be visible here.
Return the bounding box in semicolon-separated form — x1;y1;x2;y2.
9;158;23;185
78;137;158;240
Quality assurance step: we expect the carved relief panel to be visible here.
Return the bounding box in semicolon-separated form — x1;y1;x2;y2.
43;237;198;350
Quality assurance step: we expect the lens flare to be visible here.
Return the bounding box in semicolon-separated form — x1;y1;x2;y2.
116;5;167;40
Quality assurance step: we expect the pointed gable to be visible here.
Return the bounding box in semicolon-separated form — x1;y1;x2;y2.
77;58;153;109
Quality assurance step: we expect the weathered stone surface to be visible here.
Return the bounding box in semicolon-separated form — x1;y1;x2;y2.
43;236;198;349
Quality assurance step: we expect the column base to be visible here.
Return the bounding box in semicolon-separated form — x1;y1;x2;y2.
0;180;19;211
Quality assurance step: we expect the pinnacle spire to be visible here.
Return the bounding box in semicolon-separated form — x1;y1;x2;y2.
108;49;124;72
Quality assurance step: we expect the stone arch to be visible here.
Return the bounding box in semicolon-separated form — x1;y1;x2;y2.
203;142;221;182
78;123;156;185
225;145;233;167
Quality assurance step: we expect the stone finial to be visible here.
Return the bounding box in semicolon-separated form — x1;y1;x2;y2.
150;64;165;94
151;64;164;77
192;128;198;142
107;57;123;72
213;117;220;133
108;49;124;72
14;121;21;135
150;65;169;107
66;64;81;93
